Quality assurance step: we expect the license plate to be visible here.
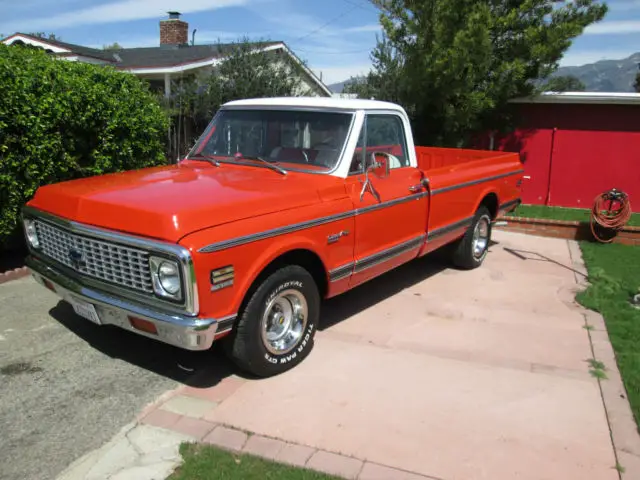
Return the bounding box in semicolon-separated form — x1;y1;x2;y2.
68;297;101;325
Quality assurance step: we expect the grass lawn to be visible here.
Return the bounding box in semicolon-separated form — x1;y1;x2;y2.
577;241;640;430
505;204;640;227
168;443;341;480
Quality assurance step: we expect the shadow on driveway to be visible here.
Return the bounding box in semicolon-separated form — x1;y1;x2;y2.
48;302;235;389
47;245;454;388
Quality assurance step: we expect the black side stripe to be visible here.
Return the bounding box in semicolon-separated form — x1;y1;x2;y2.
329;263;355;282
328;235;425;283
430;170;524;196
427;216;474;241
198;193;426;253
354;235;425;273
498;198;521;211
199;210;355;253
215;314;237;335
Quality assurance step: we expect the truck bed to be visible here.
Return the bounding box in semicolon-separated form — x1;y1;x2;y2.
414;146;523;252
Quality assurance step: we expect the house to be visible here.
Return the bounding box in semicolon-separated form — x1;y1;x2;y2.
1;12;332;98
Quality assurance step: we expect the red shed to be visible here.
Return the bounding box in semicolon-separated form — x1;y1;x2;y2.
484;92;640;212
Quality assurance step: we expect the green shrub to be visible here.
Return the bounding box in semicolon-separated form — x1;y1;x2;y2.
0;44;169;247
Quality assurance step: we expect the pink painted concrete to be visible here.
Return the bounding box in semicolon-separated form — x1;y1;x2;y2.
198;231;618;480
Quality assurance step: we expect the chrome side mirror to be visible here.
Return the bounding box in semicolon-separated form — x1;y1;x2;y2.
366;151;391;179
360;151;392;202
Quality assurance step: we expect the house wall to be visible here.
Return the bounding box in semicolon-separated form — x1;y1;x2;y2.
479;102;640;213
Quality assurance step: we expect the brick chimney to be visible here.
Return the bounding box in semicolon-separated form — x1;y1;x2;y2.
160;11;188;46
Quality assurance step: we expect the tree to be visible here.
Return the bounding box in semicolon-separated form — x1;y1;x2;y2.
160;38;311;158
28;32;60;41
541;75;586;92
634;71;640;93
103;42;123;50
0;44;168;248
348;0;607;146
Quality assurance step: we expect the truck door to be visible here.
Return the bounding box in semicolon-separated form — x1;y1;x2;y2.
346;112;429;288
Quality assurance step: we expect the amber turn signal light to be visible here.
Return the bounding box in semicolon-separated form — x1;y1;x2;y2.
128;317;158;335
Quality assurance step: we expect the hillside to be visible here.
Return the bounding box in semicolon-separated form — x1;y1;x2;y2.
328;53;640;93
555;52;640;92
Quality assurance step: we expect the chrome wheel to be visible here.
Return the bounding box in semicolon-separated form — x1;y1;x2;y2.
261;289;308;355
472;215;491;259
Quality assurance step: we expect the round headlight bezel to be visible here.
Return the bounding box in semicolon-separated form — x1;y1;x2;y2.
23;219;40;249
158;261;181;295
149;256;183;302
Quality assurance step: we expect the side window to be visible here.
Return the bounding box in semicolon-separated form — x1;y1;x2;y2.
365;114;409;168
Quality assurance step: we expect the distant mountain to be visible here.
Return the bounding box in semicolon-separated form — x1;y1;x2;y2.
328;76;364;93
328;53;640;93
555;52;640;92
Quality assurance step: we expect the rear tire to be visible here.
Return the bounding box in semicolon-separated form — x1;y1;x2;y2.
451;206;492;269
226;265;319;378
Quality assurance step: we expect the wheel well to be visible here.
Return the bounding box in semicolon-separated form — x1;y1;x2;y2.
479;193;499;219
240;249;328;313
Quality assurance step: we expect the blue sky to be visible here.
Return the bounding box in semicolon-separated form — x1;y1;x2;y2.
1;0;639;85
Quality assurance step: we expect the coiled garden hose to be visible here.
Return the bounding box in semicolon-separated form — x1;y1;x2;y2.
590;188;632;243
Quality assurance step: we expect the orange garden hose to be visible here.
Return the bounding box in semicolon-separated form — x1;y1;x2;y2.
590;188;632;243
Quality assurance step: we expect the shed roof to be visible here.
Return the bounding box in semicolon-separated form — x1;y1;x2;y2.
511;91;640;105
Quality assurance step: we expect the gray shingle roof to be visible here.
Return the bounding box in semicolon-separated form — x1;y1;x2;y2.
14;33;115;61
12;33;282;69
109;41;282;69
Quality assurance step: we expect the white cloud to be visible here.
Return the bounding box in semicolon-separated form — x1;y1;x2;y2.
343;24;381;33
584;20;640;35
0;0;253;32
312;64;372;85
559;49;637;67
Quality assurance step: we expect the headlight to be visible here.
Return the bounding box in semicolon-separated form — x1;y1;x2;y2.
150;256;183;301
23;219;40;249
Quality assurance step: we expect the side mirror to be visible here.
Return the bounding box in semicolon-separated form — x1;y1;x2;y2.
366;151;391;179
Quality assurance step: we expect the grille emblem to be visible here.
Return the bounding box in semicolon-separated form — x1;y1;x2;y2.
68;248;86;269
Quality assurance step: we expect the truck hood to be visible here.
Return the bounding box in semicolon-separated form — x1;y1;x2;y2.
27;161;343;243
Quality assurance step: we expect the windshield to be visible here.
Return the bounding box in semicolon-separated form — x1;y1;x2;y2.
188;108;354;173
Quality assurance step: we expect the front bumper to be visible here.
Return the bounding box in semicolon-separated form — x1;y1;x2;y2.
27;255;219;351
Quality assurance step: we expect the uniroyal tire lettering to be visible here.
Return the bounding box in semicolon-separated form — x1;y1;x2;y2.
266;280;304;303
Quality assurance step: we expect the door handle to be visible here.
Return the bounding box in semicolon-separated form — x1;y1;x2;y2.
408;185;422;193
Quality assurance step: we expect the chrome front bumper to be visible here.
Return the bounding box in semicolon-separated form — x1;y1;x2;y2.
27;255;219;351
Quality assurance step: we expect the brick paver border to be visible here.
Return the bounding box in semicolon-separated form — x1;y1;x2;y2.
0;266;29;285
140;411;440;480
496;216;640;246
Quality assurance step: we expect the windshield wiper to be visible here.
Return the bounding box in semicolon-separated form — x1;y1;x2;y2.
188;153;220;167
233;154;287;176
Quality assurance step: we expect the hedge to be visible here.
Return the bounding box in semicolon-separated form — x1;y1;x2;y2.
0;44;169;248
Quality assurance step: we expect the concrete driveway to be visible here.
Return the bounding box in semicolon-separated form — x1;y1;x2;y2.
2;230;621;480
136;230;617;480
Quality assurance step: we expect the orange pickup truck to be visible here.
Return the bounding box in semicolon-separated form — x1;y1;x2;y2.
22;97;522;377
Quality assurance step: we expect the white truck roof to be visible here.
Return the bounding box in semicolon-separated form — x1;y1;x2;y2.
223;96;406;113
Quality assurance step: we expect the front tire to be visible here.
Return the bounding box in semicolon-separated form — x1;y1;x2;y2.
451;206;492;269
226;265;319;377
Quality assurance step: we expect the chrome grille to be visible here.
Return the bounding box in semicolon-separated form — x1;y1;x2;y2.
34;220;153;293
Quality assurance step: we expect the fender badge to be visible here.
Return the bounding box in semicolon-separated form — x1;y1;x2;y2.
327;230;349;244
